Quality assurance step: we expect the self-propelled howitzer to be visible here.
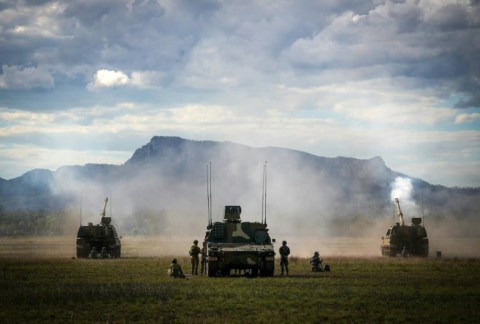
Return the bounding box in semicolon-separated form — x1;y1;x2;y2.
76;197;121;258
203;162;275;277
381;198;428;257
204;205;275;277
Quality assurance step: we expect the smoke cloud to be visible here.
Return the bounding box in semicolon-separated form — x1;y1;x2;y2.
7;137;478;258
389;176;419;216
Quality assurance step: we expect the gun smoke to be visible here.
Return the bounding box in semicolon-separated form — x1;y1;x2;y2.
2;137;479;258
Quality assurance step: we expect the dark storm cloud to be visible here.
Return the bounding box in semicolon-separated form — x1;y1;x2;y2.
0;0;372;77
59;0;174;69
283;1;480;108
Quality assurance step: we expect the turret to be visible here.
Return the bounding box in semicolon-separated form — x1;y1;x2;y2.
223;205;241;223
394;198;405;226
411;217;422;225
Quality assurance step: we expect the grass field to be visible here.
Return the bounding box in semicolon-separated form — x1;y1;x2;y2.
1;237;479;323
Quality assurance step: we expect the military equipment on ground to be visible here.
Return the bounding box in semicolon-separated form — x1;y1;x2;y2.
203;162;276;277
76;197;121;258
381;198;429;257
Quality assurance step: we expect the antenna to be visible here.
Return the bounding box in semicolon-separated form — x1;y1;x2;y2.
207;162;212;227
421;190;425;227
79;191;83;226
262;161;267;225
392;200;395;223
262;164;265;224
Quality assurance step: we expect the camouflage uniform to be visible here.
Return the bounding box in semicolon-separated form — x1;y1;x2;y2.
189;240;201;275
310;251;323;272
200;246;207;275
279;240;290;275
168;259;185;278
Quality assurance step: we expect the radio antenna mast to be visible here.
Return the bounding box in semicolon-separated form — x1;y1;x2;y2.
421;190;425;227
79;191;83;226
262;161;267;225
207;162;212;227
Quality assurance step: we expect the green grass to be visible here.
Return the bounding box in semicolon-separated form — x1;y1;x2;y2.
1;256;479;323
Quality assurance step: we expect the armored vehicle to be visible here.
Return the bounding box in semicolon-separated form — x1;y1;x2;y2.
203;162;275;277
76;197;121;258
381;198;428;257
204;205;275;277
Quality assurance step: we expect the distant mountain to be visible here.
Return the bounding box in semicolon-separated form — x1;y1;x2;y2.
0;136;479;237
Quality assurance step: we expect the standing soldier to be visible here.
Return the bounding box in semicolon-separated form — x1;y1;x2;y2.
310;251;323;272
279;240;290;275
200;244;207;275
189;239;201;275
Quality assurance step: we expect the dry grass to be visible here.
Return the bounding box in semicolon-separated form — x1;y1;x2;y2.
1;237;479;322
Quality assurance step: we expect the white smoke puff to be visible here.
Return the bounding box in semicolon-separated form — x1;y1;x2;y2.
390;177;412;202
390;176;417;214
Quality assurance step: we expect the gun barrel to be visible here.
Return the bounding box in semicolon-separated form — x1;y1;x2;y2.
394;198;405;226
100;197;108;219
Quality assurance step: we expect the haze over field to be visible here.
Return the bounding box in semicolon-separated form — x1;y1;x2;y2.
1;136;478;258
0;0;479;188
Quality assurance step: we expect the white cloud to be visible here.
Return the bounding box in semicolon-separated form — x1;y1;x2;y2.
334;103;456;126
87;69;129;90
87;69;163;90
0;99;478;187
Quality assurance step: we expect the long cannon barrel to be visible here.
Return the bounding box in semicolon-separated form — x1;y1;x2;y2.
100;197;108;219
394;198;405;226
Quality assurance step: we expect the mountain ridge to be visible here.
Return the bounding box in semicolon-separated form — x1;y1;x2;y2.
0;136;478;238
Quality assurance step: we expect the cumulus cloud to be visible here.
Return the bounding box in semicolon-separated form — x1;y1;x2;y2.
87;69;161;90
87;69;129;90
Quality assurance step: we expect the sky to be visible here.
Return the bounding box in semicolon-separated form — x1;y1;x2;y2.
0;0;479;187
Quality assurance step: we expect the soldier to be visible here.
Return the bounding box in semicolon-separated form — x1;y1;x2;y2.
89;247;98;259
200;244;207;275
189;239;201;275
101;246;108;258
279;240;290;275
168;258;185;278
310;251;323;272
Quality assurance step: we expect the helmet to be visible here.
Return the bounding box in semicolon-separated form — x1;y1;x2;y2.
314;251;319;256
282;240;287;245
172;258;177;263
194;240;198;244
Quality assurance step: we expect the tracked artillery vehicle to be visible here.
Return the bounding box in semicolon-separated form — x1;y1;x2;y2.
381;198;429;257
203;163;276;277
76;197;121;258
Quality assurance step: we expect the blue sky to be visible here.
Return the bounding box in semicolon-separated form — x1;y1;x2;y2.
0;0;479;187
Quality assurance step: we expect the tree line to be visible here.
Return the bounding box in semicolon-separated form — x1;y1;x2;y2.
0;207;65;236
